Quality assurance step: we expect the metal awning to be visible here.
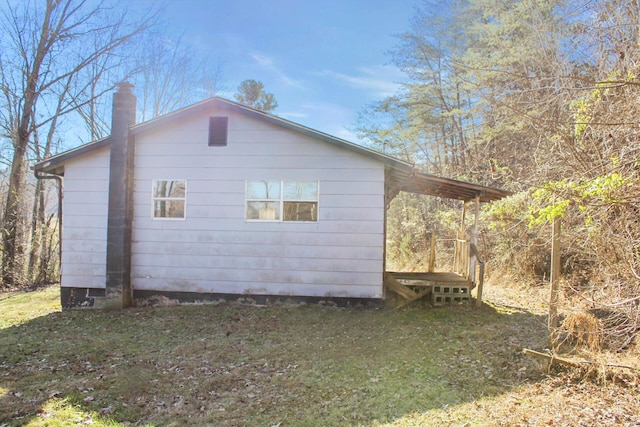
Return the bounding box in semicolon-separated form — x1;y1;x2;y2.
385;164;509;203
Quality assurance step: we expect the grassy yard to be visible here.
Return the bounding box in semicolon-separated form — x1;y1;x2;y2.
0;286;638;426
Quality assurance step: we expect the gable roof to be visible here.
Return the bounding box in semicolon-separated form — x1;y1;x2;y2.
34;97;508;202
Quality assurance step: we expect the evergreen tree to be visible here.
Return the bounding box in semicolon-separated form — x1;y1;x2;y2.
233;79;278;112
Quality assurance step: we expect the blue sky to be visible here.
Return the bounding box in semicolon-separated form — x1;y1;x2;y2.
157;0;418;142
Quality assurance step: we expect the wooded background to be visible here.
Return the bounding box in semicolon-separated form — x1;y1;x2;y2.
365;0;640;350
1;0;638;348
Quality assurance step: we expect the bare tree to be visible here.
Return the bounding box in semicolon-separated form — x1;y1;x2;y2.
134;30;224;122
0;0;152;288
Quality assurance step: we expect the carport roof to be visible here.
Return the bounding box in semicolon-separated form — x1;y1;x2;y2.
384;163;509;203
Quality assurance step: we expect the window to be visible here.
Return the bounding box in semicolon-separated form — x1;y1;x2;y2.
152;180;186;219
246;180;318;222
246;180;281;220
283;181;318;221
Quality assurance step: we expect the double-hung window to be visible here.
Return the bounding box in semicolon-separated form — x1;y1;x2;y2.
246;180;281;220
246;180;318;222
283;181;318;221
152;179;186;219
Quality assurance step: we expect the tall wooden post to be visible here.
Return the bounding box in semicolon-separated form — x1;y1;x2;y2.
471;196;481;304
549;218;562;344
460;201;467;231
428;230;436;272
454;201;467;275
469;197;479;279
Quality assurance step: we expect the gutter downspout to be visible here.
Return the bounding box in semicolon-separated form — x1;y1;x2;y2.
33;169;63;269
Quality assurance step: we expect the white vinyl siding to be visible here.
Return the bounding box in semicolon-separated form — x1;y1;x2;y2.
60;146;110;289
130;108;385;298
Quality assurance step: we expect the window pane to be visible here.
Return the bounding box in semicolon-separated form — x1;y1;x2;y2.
283;201;317;222
283;181;317;200
246;201;280;220
154;200;185;218
246;181;280;200
153;180;185;198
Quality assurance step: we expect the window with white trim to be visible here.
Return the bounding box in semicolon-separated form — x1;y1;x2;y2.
152;180;186;219
246;180;318;222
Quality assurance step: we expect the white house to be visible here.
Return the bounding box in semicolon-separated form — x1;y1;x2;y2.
34;83;507;309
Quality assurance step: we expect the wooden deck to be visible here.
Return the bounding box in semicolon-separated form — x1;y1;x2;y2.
384;220;487;307
384;271;473;307
387;271;471;284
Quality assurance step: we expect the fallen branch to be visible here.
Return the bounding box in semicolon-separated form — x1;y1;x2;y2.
523;348;640;373
523;348;584;368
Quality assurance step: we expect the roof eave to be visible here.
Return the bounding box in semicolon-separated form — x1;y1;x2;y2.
385;164;510;202
33;137;111;175
31;96;510;203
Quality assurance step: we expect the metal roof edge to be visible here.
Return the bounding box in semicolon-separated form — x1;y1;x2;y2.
31;97;510;203
33;96;415;175
416;170;511;195
33;137;111;174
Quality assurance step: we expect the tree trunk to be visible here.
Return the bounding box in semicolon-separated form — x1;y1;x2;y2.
1;1;52;288
28;179;47;284
3;142;28;287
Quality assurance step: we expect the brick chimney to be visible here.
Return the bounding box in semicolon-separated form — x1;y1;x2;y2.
105;82;136;309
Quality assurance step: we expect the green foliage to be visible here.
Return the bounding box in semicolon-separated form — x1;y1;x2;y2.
570;98;591;139
570;72;619;138
529;199;571;227
233;79;278;112
528;173;632;227
483;191;531;231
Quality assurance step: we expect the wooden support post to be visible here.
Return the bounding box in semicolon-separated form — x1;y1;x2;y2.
472;196;481;303
469;196;479;281
475;257;485;306
460;200;467;231
428;230;436;272
454;201;467;276
549;218;562;345
471;197;479;245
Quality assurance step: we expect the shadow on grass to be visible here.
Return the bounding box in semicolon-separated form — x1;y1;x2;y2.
0;300;548;426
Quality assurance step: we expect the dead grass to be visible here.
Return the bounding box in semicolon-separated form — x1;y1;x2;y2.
561;311;602;352
0;284;638;426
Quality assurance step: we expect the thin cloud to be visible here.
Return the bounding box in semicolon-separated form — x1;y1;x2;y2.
279;111;309;120
296;102;364;141
251;52;305;89
315;65;402;98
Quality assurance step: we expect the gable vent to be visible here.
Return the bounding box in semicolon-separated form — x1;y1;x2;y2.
209;116;228;146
